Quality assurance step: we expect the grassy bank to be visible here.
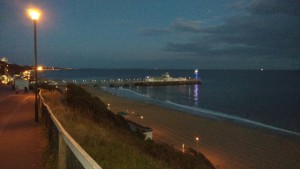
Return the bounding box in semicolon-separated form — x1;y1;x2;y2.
42;83;214;169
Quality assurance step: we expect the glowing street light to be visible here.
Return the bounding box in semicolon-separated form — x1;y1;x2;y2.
28;8;41;122
29;9;40;20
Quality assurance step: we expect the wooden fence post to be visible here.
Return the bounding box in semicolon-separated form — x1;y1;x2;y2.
58;133;67;169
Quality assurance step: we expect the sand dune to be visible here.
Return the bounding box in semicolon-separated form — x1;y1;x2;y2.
86;87;300;169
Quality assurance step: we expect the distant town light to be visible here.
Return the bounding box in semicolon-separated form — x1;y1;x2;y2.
23;70;30;77
37;66;43;71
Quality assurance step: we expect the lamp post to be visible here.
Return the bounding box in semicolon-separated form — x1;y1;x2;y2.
29;9;40;122
195;137;199;154
140;115;144;125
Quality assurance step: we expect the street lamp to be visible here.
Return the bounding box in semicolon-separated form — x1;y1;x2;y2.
28;9;40;122
195;137;199;154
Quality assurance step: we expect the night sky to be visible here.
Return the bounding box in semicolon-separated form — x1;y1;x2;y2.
1;0;299;69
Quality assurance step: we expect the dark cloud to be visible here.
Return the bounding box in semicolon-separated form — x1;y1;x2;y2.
141;18;203;36
247;0;300;16
164;0;300;64
140;28;170;36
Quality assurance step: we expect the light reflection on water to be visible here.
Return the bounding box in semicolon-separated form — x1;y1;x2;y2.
194;84;199;106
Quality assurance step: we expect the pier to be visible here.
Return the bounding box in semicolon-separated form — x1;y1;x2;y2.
42;78;202;89
107;79;201;87
107;72;201;87
134;79;201;86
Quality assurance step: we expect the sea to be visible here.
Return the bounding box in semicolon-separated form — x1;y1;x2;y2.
40;69;300;136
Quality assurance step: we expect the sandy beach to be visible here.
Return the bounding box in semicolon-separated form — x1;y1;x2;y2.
86;87;300;169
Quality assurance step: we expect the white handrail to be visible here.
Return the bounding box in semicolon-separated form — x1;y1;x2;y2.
42;97;102;169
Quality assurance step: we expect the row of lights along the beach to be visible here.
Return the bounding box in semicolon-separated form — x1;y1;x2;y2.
55;75;196;85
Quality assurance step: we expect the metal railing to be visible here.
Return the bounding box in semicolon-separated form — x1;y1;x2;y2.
39;93;102;169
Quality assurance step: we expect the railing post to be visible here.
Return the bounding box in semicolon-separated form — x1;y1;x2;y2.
42;105;46;123
48;116;53;146
46;108;50;128
58;133;67;169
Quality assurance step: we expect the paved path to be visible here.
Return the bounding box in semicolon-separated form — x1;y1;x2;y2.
0;85;43;169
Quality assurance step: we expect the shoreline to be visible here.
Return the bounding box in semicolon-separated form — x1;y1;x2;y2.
86;86;300;169
102;86;300;137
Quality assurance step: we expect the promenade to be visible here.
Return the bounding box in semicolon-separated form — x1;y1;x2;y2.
0;85;43;169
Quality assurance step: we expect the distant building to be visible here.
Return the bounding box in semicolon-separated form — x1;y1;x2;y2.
0;61;8;76
0;57;9;63
0;58;12;84
127;120;153;140
145;72;186;82
117;112;153;140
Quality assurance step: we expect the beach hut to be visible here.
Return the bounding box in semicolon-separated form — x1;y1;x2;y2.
127;120;153;140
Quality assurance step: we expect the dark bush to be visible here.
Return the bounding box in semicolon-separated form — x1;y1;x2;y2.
142;141;214;169
64;83;129;129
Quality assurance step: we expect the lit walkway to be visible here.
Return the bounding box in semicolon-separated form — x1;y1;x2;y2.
0;85;43;169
